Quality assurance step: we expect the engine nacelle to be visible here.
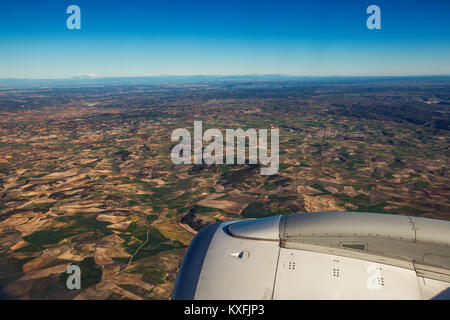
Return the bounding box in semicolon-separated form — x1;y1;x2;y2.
173;212;450;300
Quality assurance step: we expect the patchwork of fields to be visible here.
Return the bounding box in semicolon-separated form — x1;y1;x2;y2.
0;77;449;299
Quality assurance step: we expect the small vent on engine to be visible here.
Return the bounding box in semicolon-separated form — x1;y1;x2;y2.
282;259;296;271
333;268;340;278
342;243;366;251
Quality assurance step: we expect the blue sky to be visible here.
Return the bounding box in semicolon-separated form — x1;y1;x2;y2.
0;0;449;78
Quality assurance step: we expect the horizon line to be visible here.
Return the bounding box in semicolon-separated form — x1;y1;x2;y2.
2;74;450;81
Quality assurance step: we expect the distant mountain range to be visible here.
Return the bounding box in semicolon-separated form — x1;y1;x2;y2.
1;75;449;89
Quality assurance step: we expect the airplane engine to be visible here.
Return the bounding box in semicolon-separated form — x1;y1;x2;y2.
173;212;450;300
